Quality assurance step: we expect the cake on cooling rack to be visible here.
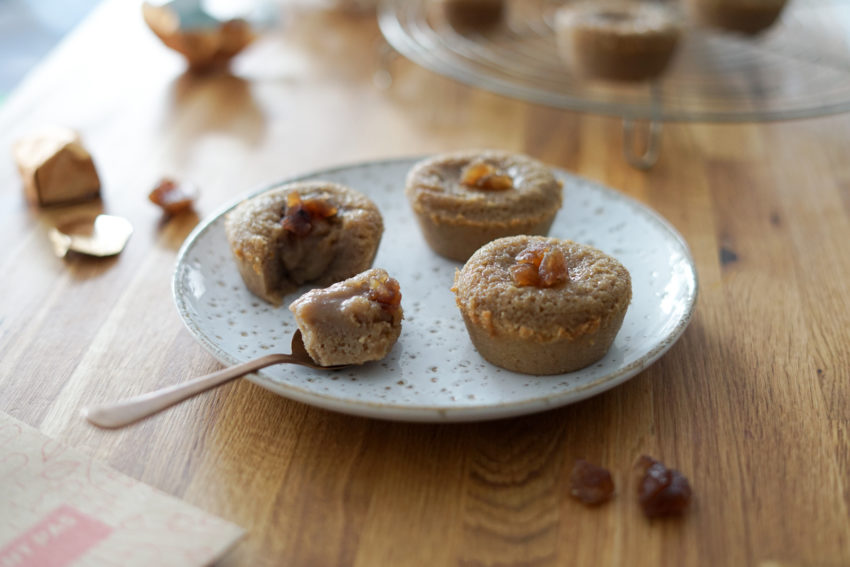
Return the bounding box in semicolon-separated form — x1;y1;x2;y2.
686;0;788;35
554;2;682;82
439;0;505;31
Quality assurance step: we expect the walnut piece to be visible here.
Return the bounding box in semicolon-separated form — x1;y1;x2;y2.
510;243;569;287
636;455;692;518
281;192;338;236
460;160;514;191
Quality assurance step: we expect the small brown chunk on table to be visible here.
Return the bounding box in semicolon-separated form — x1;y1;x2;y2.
570;459;616;505
148;178;198;215
13;127;101;206
636;455;693;517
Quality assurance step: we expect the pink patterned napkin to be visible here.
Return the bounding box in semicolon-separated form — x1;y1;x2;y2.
0;412;243;566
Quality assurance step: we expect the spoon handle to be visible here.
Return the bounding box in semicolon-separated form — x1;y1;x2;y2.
82;354;294;429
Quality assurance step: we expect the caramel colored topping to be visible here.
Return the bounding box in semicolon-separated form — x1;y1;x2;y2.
368;272;402;311
281;191;338;236
570;459;615;506
539;245;568;287
510;243;569;288
148;178;197;215
636;455;692;518
460;160;514;191
510;263;540;287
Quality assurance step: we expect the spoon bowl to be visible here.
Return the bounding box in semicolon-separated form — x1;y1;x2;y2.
83;330;349;429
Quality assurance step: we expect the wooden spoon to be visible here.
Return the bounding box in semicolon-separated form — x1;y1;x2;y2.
82;330;347;429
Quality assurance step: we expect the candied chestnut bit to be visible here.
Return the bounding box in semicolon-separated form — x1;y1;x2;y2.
460;160;514;191
510;262;540;287
570;459;615;505
281;191;338;236
636;455;692;518
148;178;197;215
301;194;338;218
539;246;568;287
368;272;402;311
510;243;569;288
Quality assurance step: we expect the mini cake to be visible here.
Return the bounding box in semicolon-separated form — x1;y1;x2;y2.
555;2;682;82
687;0;788;35
225;181;383;305
405;150;563;262
289;268;403;366
439;0;505;32
452;236;631;375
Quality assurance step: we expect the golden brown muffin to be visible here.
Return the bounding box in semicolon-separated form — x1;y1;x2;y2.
225;181;383;305
452;236;631;375
555;2;682;82
439;0;505;32
289;268;403;366
687;0;788;35
405;150;563;262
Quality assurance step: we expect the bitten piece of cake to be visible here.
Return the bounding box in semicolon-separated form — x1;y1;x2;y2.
289;268;403;366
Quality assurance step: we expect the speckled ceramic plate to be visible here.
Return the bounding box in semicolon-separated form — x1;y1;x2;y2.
173;157;697;422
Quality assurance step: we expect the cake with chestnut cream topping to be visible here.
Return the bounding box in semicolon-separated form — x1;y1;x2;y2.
225;181;383;305
452;236;631;375
289;268;403;366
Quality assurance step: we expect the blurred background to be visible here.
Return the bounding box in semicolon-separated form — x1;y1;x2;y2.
0;0;101;103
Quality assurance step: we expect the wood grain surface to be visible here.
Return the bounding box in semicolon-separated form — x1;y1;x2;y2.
1;2;849;566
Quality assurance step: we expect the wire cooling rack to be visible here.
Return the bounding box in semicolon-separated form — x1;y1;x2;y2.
378;0;850;165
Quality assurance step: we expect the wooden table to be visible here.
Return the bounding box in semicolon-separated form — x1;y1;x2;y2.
2;2;849;565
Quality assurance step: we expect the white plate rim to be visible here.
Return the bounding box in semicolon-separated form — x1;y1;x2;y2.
172;156;699;422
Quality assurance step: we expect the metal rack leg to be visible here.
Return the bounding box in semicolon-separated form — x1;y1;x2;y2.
373;38;398;90
622;118;663;170
622;81;664;170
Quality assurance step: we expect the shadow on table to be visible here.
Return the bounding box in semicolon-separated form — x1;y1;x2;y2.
160;69;266;167
155;209;201;251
